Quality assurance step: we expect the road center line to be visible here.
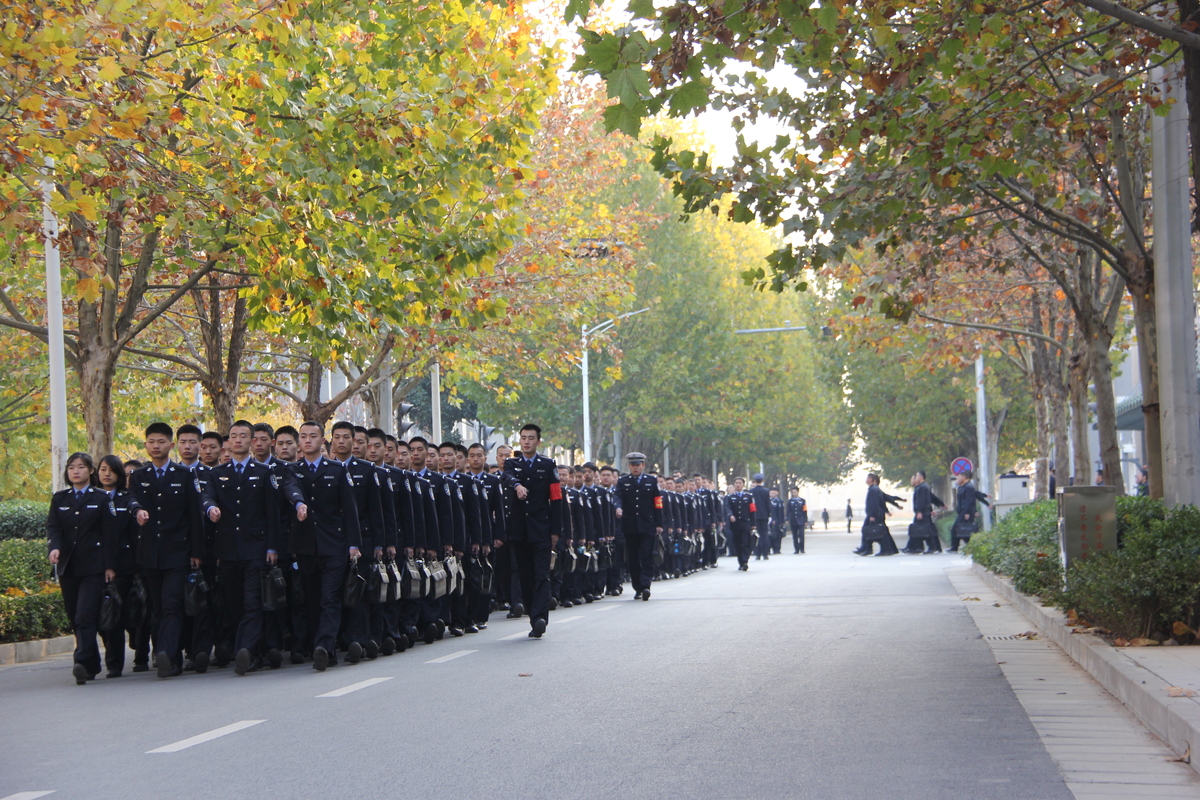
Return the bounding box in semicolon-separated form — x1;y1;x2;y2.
553;615;584;624
1;792;57;800
316;676;393;698
425;649;478;663
593;604;617;612
498;631;529;641
146;720;266;754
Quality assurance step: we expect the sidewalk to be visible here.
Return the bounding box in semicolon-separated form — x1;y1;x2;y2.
974;561;1200;775
0;634;73;666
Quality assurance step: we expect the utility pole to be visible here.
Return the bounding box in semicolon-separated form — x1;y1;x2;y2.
430;361;442;443
378;355;393;435
580;307;649;462
1152;64;1200;506
976;356;991;531
42;158;68;489
663;439;670;475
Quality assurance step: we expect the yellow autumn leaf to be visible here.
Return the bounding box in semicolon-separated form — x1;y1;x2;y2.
96;56;123;82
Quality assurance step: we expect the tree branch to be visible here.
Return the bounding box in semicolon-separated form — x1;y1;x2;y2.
914;309;1067;350
1072;0;1200;50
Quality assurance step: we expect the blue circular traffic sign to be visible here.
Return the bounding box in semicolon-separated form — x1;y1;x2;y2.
951;457;973;476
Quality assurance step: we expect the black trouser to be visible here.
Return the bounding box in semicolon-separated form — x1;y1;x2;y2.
184;563;219;662
732;525;753;567
144;565;189;667
344;556;374;647
754;520;771;557
860;524;899;555
607;539;625;593
791;523;805;553
220;560;265;655
625;532;655;593
298;554;347;657
510;539;552;626
61;571;104;676
103;574;134;674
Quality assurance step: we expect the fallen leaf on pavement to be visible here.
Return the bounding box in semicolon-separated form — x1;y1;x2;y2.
1113;638;1130;647
1131;637;1160;647
962;596;981;602
518;673;532;677
1167;687;1197;698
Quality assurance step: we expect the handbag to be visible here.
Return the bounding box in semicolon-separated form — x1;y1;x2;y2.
479;554;494;595
184;568;209;617
99;580;123;633
445;555;465;597
124;574;148;629
342;557;366;607
385;560;402;602
368;561;390;604
653;535;666;567
577;546;592;574
401;558;424;600
261;565;288;612
466;555;484;595
863;522;889;541
549;549;557;572
427;559;448;599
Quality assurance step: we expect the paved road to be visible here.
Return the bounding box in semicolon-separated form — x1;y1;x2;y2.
0;532;1187;799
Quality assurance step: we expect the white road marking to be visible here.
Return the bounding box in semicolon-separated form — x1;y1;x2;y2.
425;649;477;663
146;720;266;753
553;615;584;624
316;676;393;698
593;604;617;612
652;586;676;594
499;631;529;641
1;792;57;800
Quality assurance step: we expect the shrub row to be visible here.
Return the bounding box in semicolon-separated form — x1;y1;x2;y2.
0;538;70;643
0;499;47;542
964;496;1200;642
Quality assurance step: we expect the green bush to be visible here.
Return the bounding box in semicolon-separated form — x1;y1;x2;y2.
1062;503;1200;640
0;499;47;541
0;538;70;643
964;500;1063;601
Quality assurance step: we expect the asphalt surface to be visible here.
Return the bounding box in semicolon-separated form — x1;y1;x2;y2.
1;532;1079;800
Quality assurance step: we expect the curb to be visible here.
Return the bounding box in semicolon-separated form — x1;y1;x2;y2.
974;562;1200;774
0;634;74;666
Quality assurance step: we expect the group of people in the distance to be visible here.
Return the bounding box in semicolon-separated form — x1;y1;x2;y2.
46;421;734;685
852;471;990;556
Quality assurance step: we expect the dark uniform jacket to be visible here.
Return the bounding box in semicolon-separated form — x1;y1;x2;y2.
382;464;417;551
181;462;217;563
955;481;989;519
749;485;771;523
503;454;564;543
770;496;785;529
200;459;282;562
128;462;204;570
287;458;361;557
104;489;142;576
787;497;808;529
47;486;115;576
418;468;456;550
726;491;755;529
411;472;439;552
913;483;944;518
614;473;662;536
865;484;899;522
470;470;507;544
341;456;386;553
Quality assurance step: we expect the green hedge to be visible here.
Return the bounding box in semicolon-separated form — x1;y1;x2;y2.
0;499;47;541
0;538;70;643
964;496;1200;641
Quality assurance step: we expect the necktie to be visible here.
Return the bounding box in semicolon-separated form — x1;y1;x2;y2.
235;463;244;476
156;468;165;480
76;489;84;501
310;461;317;475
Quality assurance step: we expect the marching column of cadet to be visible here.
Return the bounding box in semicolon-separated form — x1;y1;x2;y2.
47;423;753;684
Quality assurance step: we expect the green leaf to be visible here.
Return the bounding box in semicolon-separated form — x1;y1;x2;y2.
564;0;592;23
817;3;838;32
668;79;709;115
603;102;643;137
609;66;649;106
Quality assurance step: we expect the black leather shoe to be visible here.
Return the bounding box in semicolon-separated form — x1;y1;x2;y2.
423;624;438;645
183;659;196;672
634;591;644;600
435;619;446;638
561;599;573;608
463;624;479;634
106;670;122;679
213;644;231;668
193;651;210;674
365;640;379;659
476;623;487;631
313;646;329;671
529;618;546;638
549;597;559;610
346;642;363;664
234;648;253;676
381;637;396;656
73;663;91;685
511;603;524;617
132;663;150;673
267;648;283;669
290;650;306;664
155;651;173;679
449;626;464;637
642;590;650;601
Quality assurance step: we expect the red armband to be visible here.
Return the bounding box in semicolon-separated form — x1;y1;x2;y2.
549;482;562;501
654;496;663;509
749;502;757;513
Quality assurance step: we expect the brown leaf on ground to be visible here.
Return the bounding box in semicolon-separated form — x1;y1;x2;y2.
1167;687;1197;698
962;596;981;602
1131;637;1160;647
1173;621;1194;637
1113;637;1130;647
518;673;532;677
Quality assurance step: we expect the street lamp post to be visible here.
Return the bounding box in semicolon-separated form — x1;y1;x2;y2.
581;307;650;463
42;158;68;489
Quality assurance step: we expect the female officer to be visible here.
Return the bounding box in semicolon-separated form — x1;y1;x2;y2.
97;455;144;677
47;452;115;684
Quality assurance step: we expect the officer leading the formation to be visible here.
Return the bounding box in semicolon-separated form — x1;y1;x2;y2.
613;452;663;601
503;424;563;638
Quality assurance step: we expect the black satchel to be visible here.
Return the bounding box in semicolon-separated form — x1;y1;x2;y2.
863;522;889;541
184;568;209;617
427;559;448;599
466;555;484;595
261;565;287;611
124;574;148;629
480;554;494;595
401;558;424;600
342;557;366;607
368;561;389;604
99;580;123;633
385;560;402;602
653;535;666;567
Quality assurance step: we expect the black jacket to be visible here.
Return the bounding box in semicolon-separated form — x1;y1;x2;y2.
471;470;507;544
419;468;458;550
503;454;564;543
955;481;989;519
913;483;945;517
787;497;808;528
47;486;114;577
614;474;662;536
128;462;204;570
726;491;755;529
749;485;771;522
287;458;362;557
200;459;282;562
341;456;386;553
104;489;142;575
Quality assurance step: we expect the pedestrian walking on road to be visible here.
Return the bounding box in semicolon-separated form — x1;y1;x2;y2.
855;474;904;556
821;508;829;529
845;499;853;533
503;424;564;637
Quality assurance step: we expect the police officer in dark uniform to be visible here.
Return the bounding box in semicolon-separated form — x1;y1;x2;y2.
289;421;362;671
787;487;808;554
410;436;457;643
128;422;205;679
857;473;904;556
906;470;945;554
200;419;283;675
48;452;115;684
726;476;755;570
467;442;506;628
613;452;662;601
503;424;564;637
949;471;989;552
749;474;772;561
367;428;414;654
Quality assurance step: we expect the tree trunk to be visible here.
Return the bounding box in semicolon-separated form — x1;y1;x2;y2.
1127;263;1163;498
77;344;118;457
1068;341;1091;485
1088;330;1125;492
